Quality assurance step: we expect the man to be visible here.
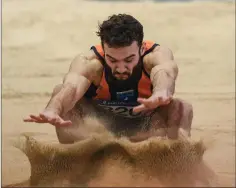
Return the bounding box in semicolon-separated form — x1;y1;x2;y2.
24;14;193;144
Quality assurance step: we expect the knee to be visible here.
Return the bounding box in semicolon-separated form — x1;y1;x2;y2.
55;127;76;144
181;99;193;120
170;98;193;118
186;101;193;120
167;98;193;138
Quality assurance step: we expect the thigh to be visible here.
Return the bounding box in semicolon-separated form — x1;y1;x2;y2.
145;98;193;139
137;107;169;138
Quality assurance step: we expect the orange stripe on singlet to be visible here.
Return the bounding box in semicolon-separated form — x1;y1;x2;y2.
94;71;111;100
91;40;158;100
138;72;152;99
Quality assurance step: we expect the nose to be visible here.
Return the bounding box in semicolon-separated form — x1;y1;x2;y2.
116;63;126;74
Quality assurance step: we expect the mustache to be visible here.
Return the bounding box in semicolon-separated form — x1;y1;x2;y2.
113;72;131;76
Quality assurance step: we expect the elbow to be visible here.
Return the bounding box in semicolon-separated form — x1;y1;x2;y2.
62;73;91;100
167;61;178;80
173;63;179;80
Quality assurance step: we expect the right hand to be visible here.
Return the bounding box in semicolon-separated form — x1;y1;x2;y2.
23;109;72;127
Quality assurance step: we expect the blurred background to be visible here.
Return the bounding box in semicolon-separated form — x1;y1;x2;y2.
2;0;235;186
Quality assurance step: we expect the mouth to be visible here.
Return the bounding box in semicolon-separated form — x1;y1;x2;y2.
114;74;129;80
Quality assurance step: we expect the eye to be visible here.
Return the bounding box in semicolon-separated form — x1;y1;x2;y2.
110;59;117;63
125;59;133;63
107;57;117;63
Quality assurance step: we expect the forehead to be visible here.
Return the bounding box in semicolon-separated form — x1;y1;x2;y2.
103;41;139;58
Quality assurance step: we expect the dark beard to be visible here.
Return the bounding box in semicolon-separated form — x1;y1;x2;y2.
105;58;143;91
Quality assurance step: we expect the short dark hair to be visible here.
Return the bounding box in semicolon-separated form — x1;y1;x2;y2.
96;14;144;48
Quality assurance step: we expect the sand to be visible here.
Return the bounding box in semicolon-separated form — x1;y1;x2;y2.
2;0;235;186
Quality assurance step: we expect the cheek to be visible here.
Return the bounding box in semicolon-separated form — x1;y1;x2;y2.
105;59;115;68
127;64;134;70
127;60;139;70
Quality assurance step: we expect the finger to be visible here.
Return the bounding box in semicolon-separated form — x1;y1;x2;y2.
31;115;51;123
53;116;72;127
30;117;48;123
24;118;47;123
48;117;58;125
33;120;49;123
53;118;64;127
133;104;148;113
23;116;34;121
39;113;49;120
159;95;171;102
158;96;172;105
156;93;172;102
39;113;57;123
30;115;44;122
137;98;147;103
23;118;35;122
60;120;73;127
156;96;163;102
164;98;171;104
54;120;72;127
167;96;173;102
161;95;169;101
138;98;155;108
137;98;150;105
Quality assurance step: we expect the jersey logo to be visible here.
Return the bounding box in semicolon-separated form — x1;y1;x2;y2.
116;90;135;102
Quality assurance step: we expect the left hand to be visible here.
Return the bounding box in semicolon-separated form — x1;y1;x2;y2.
133;90;172;113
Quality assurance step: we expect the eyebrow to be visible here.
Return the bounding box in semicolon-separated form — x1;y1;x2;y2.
106;54;136;61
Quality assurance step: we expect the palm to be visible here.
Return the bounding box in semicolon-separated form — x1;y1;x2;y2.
133;92;172;113
23;110;72;127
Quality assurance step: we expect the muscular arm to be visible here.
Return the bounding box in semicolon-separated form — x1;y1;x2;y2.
45;52;103;116
143;46;178;96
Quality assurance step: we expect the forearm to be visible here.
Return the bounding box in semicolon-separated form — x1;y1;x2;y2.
46;75;91;116
150;63;178;96
45;84;78;116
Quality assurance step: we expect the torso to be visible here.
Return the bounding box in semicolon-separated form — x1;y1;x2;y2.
85;40;160;118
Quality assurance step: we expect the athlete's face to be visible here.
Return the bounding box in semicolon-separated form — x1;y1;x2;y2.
104;41;144;80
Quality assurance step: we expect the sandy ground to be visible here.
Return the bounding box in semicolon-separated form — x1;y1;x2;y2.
2;0;235;186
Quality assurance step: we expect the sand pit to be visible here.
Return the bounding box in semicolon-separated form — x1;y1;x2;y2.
2;0;235;187
4;128;217;187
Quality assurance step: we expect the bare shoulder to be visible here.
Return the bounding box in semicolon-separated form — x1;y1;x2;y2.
69;50;104;83
143;45;175;73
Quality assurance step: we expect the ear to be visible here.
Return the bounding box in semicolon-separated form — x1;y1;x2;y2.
140;42;146;56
